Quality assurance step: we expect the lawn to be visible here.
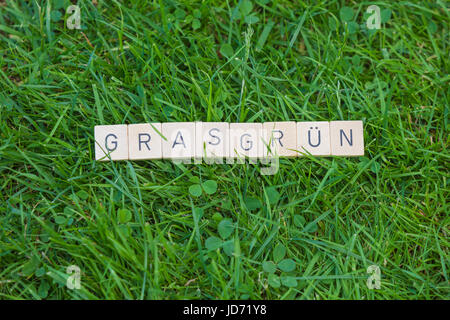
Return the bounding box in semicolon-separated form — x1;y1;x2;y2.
0;0;448;299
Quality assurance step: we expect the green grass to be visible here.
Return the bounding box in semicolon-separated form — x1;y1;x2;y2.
0;0;448;300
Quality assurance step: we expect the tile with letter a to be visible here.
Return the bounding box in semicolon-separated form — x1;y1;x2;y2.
330;120;364;156
297;121;331;156
162;122;196;160
195;122;229;163
94;124;129;161
229;123;263;163
128;123;162;160
263;121;297;158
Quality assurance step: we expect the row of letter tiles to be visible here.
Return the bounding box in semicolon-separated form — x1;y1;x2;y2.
94;121;364;161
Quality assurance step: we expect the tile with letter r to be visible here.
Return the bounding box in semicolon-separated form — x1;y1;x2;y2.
195;122;229;163
297;121;331;156
229;123;263;163
128;123;163;160
330;120;364;156
262;121;297;158
94;124;128;161
162;122;196;160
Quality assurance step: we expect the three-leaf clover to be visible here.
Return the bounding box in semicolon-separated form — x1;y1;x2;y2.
262;243;298;288
205;218;235;256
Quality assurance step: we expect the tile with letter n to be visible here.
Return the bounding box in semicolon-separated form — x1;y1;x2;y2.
229;123;263;163
195;122;229;163
162;122;196;161
263;121;297;158
128;123;162;160
94;124;129;161
330;120;364;156
297;121;331;156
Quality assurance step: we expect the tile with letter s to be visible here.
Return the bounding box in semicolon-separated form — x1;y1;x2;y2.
195;122;229;163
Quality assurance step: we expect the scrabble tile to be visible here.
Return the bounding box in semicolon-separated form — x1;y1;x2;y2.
94;124;128;161
195;122;229;162
128;123;162;160
162;122;196;160
263;122;297;157
330;120;364;156
297;121;331;156
229;123;263;163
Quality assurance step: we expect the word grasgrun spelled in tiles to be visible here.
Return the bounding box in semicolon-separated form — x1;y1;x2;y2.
94;121;364;162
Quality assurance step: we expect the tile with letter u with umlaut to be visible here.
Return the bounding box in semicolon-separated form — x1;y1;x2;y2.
297;121;331;156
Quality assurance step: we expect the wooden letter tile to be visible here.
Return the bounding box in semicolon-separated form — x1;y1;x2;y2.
195;122;229;162
263;121;297;157
162;122;196;160
330;120;364;156
297;121;331;156
94;124;128;161
128;123;162;160
229;123;263;163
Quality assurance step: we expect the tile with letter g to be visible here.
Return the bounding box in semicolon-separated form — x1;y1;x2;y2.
229;123;263;163
94;124;129;161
